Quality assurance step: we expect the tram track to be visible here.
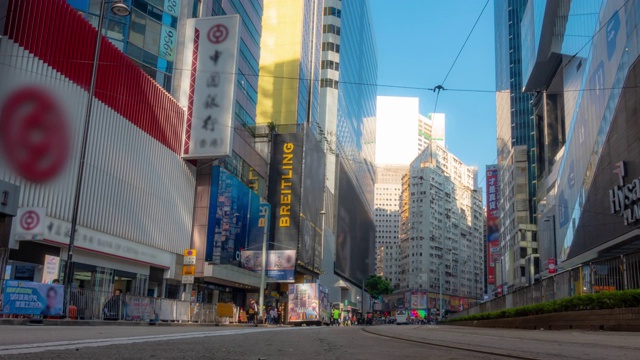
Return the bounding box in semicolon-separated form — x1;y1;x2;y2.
361;326;540;360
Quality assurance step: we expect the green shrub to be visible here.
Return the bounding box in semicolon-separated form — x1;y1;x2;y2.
447;289;640;322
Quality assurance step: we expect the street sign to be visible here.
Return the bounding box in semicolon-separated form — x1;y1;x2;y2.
183;249;196;265
14;207;46;241
182;265;195;275
181;275;194;284
549;258;557;274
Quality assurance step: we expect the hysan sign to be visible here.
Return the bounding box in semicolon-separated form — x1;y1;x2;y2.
608;161;640;225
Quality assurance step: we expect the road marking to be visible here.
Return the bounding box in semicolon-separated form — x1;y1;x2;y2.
0;327;308;355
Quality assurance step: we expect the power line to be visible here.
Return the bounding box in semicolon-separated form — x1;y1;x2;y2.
440;0;491;86
559;0;631;73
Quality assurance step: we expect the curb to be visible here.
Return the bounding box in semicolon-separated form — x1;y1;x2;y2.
0;319;289;327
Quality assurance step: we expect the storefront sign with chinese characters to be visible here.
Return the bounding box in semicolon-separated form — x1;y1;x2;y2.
181;15;240;159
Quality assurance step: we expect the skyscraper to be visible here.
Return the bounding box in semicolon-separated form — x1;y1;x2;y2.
373;96;446;287
255;0;322;130
494;0;537;294
398;141;484;304
317;0;378;309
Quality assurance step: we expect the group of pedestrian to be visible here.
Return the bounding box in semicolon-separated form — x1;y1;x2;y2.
266;305;279;325
331;307;358;326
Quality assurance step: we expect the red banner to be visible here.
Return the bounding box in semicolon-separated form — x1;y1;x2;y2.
486;165;499;284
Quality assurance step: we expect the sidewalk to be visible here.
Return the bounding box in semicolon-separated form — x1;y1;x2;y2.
0;318;289;327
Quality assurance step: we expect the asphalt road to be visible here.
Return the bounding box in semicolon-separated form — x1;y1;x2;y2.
0;324;639;359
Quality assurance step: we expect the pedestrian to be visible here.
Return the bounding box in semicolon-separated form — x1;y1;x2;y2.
247;299;258;326
103;289;125;320
269;306;277;325
332;307;340;326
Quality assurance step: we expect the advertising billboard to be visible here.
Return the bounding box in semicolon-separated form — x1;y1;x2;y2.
287;283;321;323
299;127;326;271
2;281;64;316
410;291;427;309
336;161;375;286
205;166;271;264
268;132;304;256
486;165;500;285
181;15;240;159
241;250;296;282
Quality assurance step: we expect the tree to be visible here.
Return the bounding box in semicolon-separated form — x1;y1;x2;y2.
365;274;393;301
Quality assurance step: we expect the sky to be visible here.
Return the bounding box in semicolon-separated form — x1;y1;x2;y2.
370;0;497;185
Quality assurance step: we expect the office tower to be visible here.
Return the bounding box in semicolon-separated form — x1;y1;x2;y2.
493;0;537;294
521;1;640;277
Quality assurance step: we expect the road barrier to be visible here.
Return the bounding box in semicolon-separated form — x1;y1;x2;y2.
0;287;226;323
453;250;640;319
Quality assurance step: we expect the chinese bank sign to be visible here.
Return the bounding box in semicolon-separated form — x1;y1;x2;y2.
486;165;499;285
181;15;240;159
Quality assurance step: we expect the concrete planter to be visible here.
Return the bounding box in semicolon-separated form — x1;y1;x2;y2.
449;307;640;331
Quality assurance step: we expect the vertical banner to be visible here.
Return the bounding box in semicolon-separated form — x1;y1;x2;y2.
42;255;60;284
486;165;500;285
268;132;304;256
205;166;271;264
181;15;240;158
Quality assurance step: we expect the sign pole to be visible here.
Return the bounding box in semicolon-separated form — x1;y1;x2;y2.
258;211;268;325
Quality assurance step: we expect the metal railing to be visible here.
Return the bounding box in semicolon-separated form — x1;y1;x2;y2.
452;250;640;319
2;287;225;323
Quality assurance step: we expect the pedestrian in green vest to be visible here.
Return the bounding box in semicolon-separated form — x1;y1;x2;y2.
332;308;341;326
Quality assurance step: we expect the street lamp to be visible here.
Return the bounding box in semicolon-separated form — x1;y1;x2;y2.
63;0;130;316
543;215;558;268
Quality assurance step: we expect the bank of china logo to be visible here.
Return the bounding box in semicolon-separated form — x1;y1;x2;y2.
613;161;626;186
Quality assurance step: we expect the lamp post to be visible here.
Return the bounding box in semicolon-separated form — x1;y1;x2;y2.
258;205;270;325
63;0;130;316
543;215;558;269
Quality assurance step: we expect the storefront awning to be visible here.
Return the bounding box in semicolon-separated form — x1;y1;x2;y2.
335;279;352;289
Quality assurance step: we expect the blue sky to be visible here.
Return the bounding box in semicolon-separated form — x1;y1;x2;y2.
370;0;497;184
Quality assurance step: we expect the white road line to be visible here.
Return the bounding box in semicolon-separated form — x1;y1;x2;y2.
0;327;308;356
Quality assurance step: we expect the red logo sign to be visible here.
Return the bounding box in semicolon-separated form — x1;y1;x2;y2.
0;87;70;183
207;24;228;44
20;210;40;231
548;258;557;274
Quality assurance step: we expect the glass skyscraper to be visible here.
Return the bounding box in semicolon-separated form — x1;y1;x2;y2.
494;0;536;220
494;0;538;293
335;0;377;210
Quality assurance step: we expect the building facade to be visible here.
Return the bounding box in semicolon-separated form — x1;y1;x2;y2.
521;0;640;282
398;141;484;308
373;96;446;292
494;0;538;294
67;0;272;309
318;0;378;313
374;165;407;287
1;0;193;300
255;0;322;130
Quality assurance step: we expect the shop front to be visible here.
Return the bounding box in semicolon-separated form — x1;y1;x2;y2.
6;214;180;301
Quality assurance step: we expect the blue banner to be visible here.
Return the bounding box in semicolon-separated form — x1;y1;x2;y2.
2;281;64;316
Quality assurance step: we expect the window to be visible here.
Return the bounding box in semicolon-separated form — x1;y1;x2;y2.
321;42;340;54
321;60;340;71
322;24;341;36
323;6;341;18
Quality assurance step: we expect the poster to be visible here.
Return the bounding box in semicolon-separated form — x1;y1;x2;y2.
2;281;64;316
42;255;60;284
241;250;296;282
287;284;320;322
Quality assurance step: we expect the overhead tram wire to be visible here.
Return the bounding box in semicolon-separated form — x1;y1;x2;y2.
429;0;490;114
440;0;491;86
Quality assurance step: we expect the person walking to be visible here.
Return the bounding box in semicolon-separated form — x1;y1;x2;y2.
247;299;258;327
103;289;125;320
269;306;277;325
332;307;340;326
